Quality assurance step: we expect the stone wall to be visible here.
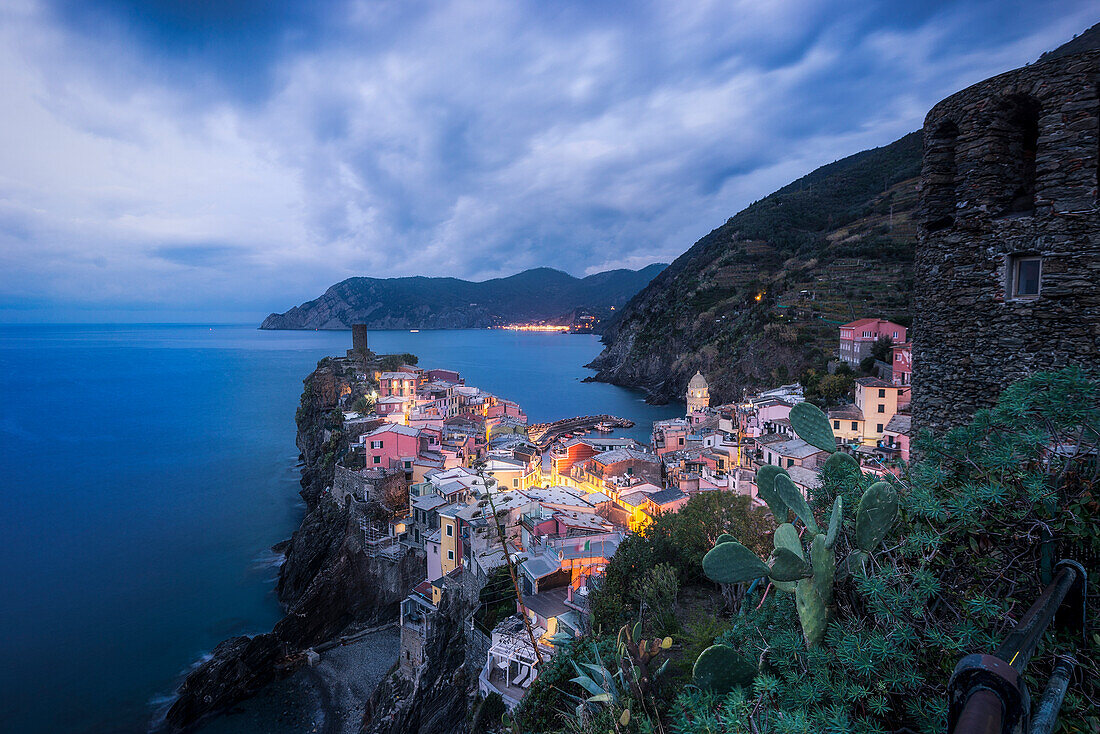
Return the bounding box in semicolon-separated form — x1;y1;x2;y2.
912;47;1100;435
332;464;405;506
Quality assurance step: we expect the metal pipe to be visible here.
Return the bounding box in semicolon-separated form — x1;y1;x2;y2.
1029;657;1076;734
994;565;1078;672
955;689;1004;734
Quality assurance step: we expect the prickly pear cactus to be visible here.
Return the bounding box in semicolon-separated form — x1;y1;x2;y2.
810;533;835;607
703;541;769;584
789;402;837;454
855;481;899;552
795;577;828;647
754;464;789;520
823;450;859;473
767;546;812;582
824;496;843;549
715;532;736;545
774;473;819;534
692;644;757;693
773;523;803;559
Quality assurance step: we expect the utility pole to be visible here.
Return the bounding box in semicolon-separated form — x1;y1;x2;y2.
476;462;544;666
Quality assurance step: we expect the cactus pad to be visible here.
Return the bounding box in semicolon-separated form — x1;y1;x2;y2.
823;451;859;473
754;465;789;520
702;541;769;584
789;402;837;453
855;481;899;551
692;644;757;693
824;496;843;549
810;533;835;607
795;577;828;647
715;533;737;546
773;523;804;559
767;546;812;582
775;474;819;534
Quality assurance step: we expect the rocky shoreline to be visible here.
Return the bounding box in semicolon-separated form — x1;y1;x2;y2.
163;357;422;732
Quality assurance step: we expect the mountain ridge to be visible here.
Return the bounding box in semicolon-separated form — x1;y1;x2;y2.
260;263;666;329
589;132;923;403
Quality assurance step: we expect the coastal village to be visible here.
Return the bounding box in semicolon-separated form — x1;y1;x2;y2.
160;25;1100;734
325;315;915;710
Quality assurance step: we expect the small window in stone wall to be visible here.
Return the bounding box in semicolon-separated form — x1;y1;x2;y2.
1008;255;1042;299
923;120;959;231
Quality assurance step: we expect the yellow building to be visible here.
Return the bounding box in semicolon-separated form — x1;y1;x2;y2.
854;377;899;444
828;407;865;443
438;509;461;577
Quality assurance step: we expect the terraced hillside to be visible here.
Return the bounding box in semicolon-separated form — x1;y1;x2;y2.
589;132;922;404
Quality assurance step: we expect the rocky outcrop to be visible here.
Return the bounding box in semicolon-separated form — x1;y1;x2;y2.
165;360;422;731
259;265;666;331
362;590;472;734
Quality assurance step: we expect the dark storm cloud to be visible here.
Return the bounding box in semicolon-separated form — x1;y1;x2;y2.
1;0;1096;321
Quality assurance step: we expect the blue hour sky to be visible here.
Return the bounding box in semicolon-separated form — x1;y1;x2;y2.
0;0;1094;322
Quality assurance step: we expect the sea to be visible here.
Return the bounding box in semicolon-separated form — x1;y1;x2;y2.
0;324;683;733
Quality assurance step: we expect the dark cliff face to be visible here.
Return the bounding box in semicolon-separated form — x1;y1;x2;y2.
362;591;472;734
590;132;923;404
259;264;666;330
165;362;422;731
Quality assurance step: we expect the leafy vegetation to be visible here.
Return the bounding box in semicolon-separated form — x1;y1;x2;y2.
520;368;1098;733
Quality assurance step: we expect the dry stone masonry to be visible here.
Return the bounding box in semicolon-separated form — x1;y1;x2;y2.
912;44;1100;434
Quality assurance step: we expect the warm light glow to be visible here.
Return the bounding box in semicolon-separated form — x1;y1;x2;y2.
497;324;571;332
754;292;763;302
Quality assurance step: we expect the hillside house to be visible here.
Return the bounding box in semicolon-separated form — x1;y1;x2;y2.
838;319;907;366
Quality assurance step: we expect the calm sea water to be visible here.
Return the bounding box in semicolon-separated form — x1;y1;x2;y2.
0;324;682;733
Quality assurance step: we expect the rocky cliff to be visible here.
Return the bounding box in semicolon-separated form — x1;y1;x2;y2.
589;133;922;404
260;265;665;330
165;358;422;730
362;591;472;734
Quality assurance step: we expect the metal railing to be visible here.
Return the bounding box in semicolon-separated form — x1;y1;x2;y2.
948;559;1086;734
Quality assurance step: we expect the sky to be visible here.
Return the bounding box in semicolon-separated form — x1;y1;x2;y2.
0;0;1095;323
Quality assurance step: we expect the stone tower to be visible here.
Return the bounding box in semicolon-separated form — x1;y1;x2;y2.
686;371;710;414
912;42;1100;435
351;324;369;355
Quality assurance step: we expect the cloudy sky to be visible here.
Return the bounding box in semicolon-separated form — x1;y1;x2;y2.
0;0;1094;322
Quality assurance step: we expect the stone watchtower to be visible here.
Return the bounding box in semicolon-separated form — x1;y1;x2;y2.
686;371;710;414
911;42;1100;435
351;324;369;355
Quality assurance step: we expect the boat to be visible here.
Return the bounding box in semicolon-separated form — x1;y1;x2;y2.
595;422;613;432
410;329;419;333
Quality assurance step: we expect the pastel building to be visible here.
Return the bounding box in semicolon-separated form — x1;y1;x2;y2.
838;319;907;366
686;371;710;417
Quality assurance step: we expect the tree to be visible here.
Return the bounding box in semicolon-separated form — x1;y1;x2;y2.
871;334;893;363
817;373;854;405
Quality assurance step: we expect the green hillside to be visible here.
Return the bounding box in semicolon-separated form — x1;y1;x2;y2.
589;132;922;403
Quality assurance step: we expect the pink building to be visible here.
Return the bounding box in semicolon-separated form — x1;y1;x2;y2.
891;341;912;408
838;319;907;366
364;425;441;471
891;342;912;386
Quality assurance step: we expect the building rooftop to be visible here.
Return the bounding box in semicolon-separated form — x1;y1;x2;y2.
786;465;821;490
764;438;825;460
884;414;912;435
829;407;864;421
647;488;688;506
380;371;419;380
365;423;421;438
521;586;570;619
592;448;658;465
855;377;892;388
